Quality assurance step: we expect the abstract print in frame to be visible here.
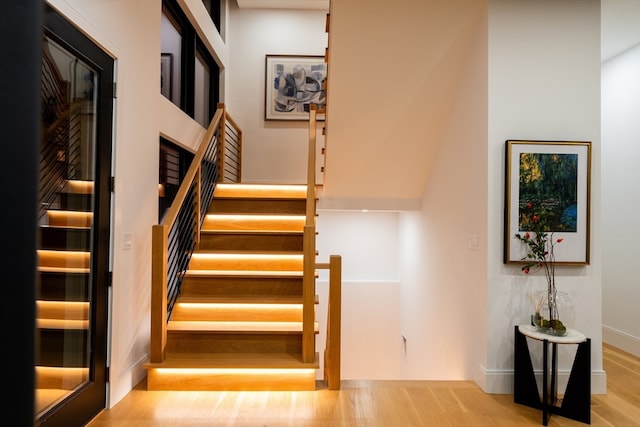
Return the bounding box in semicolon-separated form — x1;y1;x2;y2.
265;55;326;121
504;140;591;265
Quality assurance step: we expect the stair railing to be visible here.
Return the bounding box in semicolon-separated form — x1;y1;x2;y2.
150;103;241;363
305;105;342;389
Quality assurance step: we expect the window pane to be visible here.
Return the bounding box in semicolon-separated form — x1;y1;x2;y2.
194;50;210;127
161;11;182;106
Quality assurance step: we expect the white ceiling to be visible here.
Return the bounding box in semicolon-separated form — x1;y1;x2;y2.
237;0;640;62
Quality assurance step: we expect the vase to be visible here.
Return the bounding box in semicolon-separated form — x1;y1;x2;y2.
530;290;574;336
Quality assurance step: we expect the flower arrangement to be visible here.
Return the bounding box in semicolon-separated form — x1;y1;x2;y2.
515;202;567;335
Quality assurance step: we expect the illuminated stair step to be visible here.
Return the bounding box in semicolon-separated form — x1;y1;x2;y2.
202;214;305;232
144;352;319;391
36;366;89;389
167;320;319;333
37;300;89;321
188;253;303;271
184;269;303;278
65;180;94;194
171;301;304;322
37;318;89;329
47;210;93;228
214;183;307;199
38;250;90;269
146;352;319;369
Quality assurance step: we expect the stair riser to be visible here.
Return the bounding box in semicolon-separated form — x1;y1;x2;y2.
36;329;88;368
146;369;315;391
171;305;303;322
180;276;302;298
166;332;302;354
198;233;303;251
40;227;91;251
59;193;92;211
208;199;306;215
38;272;89;301
188;256;302;271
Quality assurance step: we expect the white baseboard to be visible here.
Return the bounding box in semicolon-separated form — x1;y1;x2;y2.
107;353;148;408
602;325;640;357
475;365;606;394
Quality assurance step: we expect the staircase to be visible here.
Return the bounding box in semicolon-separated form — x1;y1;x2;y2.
36;180;93;413
144;183;320;391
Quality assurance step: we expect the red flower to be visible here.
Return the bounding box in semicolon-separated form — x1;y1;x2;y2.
523;267;530;274
532;215;539;223
557;238;564;243
527;202;533;209
524;232;531;239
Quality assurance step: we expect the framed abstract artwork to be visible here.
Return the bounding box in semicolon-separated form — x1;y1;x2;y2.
265;55;326;121
504;140;591;265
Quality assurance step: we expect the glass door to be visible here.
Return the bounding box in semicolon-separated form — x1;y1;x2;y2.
37;5;113;426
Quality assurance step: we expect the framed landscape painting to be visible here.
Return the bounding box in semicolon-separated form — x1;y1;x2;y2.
265;54;326;121
504;140;591;265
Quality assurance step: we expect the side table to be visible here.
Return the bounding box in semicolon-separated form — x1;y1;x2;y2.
514;324;591;425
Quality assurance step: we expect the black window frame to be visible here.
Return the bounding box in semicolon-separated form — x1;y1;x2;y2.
162;0;220;125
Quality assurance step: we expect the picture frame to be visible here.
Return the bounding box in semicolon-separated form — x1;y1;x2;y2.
265;54;326;121
504;140;591;265
160;53;173;99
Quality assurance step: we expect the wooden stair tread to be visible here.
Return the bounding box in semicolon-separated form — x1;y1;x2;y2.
144;352;319;369
176;295;318;304
201;229;303;235
192;249;303;255
40;225;91;230
167;320;319;333
37;318;89;329
184;270;303;278
38;266;90;274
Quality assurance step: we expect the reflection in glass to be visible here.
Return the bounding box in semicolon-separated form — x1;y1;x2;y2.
194;49;210;127
37;36;97;416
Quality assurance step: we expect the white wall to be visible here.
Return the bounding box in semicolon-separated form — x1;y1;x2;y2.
226;3;327;184
485;0;604;393
602;44;640;356
396;6;488;381
316;211;402;379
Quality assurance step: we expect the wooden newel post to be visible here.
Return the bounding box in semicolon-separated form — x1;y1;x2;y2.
218;103;227;182
150;224;168;363
326;254;342;390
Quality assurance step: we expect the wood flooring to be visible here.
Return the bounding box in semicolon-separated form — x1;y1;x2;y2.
87;343;640;426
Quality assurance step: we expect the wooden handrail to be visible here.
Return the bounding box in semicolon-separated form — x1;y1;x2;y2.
162;108;223;229
150;104;241;363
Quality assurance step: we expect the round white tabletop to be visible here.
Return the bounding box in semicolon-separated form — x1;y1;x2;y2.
518;324;587;344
